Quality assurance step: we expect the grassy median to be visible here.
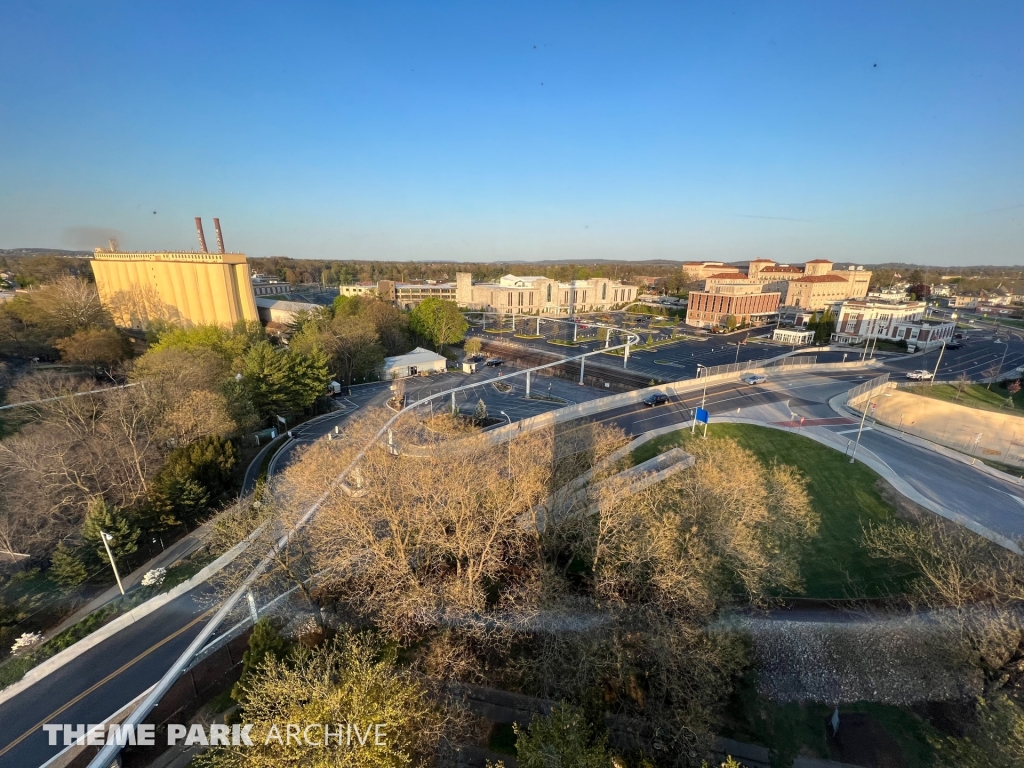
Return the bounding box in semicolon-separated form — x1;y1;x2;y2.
633;424;917;600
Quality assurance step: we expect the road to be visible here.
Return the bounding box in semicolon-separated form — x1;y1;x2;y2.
0;588;213;768
541;370;1024;543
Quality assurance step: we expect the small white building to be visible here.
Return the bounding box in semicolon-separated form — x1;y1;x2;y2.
382;347;448;379
773;328;814;345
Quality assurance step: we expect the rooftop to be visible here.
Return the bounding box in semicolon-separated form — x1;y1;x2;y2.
793;275;848;284
384;347;448;367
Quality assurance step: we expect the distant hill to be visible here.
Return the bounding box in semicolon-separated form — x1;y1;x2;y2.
0;248;92;258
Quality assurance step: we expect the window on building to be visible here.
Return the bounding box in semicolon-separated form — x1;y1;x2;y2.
602;283;607;300
546;284;552;303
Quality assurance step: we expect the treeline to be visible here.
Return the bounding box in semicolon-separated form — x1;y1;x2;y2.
0;275;132;365
0;321;332;592
0;253;94;288
249;257;687;287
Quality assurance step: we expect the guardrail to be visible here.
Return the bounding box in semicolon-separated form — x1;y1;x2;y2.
474;359;881;448
701;355;817;378
846;373;891;406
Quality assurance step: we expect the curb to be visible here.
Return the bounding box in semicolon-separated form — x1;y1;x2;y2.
708;415;1023;555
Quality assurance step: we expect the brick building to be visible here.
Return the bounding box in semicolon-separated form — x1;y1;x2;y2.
685;286;781;329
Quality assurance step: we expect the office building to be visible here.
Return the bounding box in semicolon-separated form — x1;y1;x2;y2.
455;273;637;315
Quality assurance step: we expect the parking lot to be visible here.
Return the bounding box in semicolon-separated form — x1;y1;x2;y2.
465;312;839;381
399;358;611;422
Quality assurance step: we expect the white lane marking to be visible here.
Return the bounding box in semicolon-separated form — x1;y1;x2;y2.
834;427;872;435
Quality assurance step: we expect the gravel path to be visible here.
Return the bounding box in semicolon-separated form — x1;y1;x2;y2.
721;611;984;705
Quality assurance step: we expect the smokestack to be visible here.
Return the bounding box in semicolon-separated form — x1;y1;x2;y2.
213;218;225;254
194;217;209;253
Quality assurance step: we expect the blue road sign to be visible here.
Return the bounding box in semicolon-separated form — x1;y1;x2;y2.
695;407;709;424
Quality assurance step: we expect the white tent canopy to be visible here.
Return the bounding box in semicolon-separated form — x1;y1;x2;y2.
382;347;447;379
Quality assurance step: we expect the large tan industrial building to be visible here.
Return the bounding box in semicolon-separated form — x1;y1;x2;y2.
91;219;259;329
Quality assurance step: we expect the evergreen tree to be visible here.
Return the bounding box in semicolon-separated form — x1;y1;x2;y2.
162;435;238;499
49;542;88;591
473;398;488;423
82;497;140;565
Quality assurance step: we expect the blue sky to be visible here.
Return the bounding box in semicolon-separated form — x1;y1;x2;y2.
1;1;1022;265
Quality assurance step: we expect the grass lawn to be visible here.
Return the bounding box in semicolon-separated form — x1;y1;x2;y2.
547;339;580;347
632;424;917;599
906;381;1024;413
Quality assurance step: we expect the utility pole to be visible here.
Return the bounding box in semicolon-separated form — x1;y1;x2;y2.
100;531;125;596
849;399;873;465
930;339;947;386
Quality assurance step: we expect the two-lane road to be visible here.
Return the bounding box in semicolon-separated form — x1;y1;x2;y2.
0;588;214;768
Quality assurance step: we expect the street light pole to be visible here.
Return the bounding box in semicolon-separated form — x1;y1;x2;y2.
849;399;873;465
500;411;512;477
692;365;707;434
735;340;742;364
996;339;1010;381
100;531;125;596
930;339;947;386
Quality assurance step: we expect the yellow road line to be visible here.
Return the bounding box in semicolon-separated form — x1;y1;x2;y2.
0;607;213;759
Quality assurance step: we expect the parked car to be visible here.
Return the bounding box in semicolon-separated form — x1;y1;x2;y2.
643;393;669;407
485;358;504;367
906;370;934;380
742;374;767;385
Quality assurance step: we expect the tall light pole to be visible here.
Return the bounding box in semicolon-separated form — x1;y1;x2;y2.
996;338;1010;381
692;365;707;434
930;339;947;386
100;531;125;596
849;399;873;465
500;411;512;477
735;340;742;364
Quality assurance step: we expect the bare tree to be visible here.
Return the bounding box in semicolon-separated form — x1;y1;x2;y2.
25;276;111;336
955;371;971;400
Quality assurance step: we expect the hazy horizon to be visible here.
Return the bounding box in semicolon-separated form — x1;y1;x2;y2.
2;2;1021;265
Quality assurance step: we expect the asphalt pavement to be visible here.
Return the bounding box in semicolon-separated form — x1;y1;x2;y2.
0;587;215;768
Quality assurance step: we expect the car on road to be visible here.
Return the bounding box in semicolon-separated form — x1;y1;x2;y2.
741;374;768;385
485;358;504;367
945;341;962;350
906;370;934;380
643;393;669;407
